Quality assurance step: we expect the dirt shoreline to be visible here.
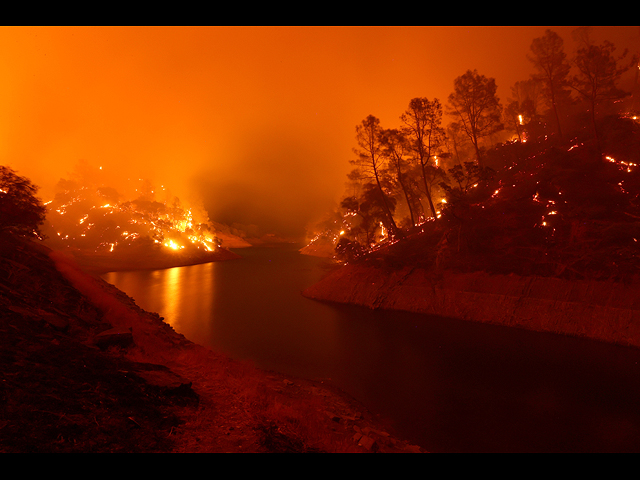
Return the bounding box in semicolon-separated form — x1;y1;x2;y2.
0;238;424;453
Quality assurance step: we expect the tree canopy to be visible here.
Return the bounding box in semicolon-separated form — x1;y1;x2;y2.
351;115;400;238
0;166;46;239
400;97;446;218
527;29;572;139
446;69;503;166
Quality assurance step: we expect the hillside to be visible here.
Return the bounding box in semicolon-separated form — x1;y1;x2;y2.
301;115;640;348
0;234;423;453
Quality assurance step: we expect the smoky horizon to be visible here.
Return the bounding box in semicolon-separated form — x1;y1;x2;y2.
2;26;638;239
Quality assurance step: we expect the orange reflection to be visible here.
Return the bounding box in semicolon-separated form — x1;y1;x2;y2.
162;266;182;332
160;262;217;342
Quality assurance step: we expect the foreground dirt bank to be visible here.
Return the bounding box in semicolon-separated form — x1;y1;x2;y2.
302;264;640;349
0;238;423;452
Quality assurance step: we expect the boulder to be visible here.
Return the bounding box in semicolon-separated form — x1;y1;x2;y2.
93;327;134;350
134;368;194;397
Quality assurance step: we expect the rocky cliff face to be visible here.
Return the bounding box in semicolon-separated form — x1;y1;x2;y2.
302;264;640;349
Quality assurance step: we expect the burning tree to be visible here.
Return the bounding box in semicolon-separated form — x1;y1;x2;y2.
351;115;400;239
570;37;638;154
380;128;420;227
400;97;447;219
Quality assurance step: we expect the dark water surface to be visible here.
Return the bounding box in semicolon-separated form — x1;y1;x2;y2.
103;243;640;452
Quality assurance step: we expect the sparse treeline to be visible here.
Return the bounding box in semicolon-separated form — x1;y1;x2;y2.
309;27;639;270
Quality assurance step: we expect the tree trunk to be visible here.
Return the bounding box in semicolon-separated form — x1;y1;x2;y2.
472;138;483;166
373;167;399;237
590;97;602;157
393;157;415;227
550;88;563;139
420;162;437;219
552;102;563;139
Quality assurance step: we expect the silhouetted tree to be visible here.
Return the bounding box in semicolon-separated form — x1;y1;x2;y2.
380;128;419;227
446;70;503;166
570;37;638;154
0;166;46;239
444;121;473;166
400;97;446;218
351;115;399;238
339;195;371;245
527;29;572;140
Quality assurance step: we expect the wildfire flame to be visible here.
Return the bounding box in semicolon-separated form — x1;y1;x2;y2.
43;176;221;256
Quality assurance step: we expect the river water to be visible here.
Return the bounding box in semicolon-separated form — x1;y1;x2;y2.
102;243;640;452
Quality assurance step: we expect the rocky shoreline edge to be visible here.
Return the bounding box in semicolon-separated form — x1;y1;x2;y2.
302;264;640;350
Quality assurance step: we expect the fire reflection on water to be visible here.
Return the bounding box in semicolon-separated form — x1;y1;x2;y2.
104;261;218;344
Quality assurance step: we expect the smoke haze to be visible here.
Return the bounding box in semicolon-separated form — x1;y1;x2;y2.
1;26;637;238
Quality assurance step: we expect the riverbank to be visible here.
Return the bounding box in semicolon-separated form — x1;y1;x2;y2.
302;263;640;350
0;237;423;452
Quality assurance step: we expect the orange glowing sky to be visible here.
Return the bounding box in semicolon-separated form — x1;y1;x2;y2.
1;26;638;238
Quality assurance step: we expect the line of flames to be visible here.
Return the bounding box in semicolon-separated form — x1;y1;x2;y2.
45;194;220;255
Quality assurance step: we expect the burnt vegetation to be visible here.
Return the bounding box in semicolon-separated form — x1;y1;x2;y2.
312;28;640;283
